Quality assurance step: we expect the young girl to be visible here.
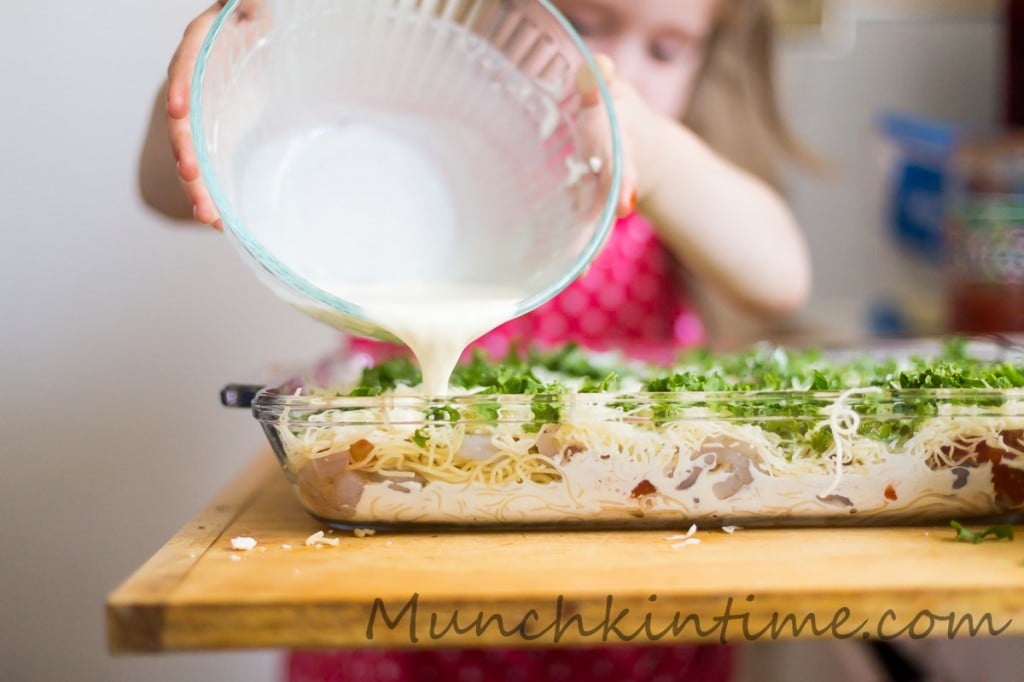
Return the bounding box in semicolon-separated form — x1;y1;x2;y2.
141;0;812;678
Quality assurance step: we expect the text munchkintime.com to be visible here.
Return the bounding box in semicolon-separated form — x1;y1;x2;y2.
365;593;1012;644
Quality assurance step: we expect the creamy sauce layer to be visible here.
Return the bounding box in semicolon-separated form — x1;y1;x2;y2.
347;454;996;525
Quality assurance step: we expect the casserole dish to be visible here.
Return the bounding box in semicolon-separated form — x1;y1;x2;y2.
224;339;1024;529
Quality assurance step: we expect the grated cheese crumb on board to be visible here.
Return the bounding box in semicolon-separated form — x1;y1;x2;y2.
666;524;699;542
305;530;341;547
230;536;258;551
671;538;702;549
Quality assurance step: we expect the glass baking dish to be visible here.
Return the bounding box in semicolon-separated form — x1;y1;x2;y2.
223;339;1024;529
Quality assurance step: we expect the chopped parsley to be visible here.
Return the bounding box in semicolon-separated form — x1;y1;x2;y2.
348;357;421;396
411;428;430;448
342;338;1024;454
426;405;461;423
579;372;618;393
950;520;1015;544
352;338;1024;397
529;343;614;380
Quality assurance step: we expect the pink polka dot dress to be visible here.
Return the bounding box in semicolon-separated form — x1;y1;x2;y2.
288;644;731;681
473;212;705;362
291;215;726;681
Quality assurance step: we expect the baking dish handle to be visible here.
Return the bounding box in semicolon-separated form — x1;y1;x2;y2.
220;384;265;408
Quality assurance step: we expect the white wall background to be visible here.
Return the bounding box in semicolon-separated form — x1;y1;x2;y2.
0;2;335;680
0;1;1020;681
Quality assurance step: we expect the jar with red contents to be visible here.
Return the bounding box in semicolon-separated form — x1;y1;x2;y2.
945;134;1024;332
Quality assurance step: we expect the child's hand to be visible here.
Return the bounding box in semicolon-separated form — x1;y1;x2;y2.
576;55;654;219
165;1;230;228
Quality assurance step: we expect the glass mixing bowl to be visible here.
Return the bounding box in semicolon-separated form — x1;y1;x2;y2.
192;0;622;340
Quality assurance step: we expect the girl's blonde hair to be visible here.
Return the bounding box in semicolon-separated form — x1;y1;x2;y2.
684;0;810;190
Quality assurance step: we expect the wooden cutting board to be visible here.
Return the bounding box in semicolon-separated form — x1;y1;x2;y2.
107;453;1024;652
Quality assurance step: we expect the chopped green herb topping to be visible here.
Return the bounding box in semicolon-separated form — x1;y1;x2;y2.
348;357;422;396
950;521;1015;544
351;338;1024;397
529;343;613;380
342;338;1024;455
427;405;460;423
580;372;618;393
411;428;430;448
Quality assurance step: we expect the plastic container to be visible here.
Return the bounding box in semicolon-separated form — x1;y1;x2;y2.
225;339;1024;529
869;113;962;336
191;0;621;341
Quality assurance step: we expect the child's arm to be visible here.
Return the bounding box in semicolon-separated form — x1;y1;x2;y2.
608;73;811;319
640;115;811;317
